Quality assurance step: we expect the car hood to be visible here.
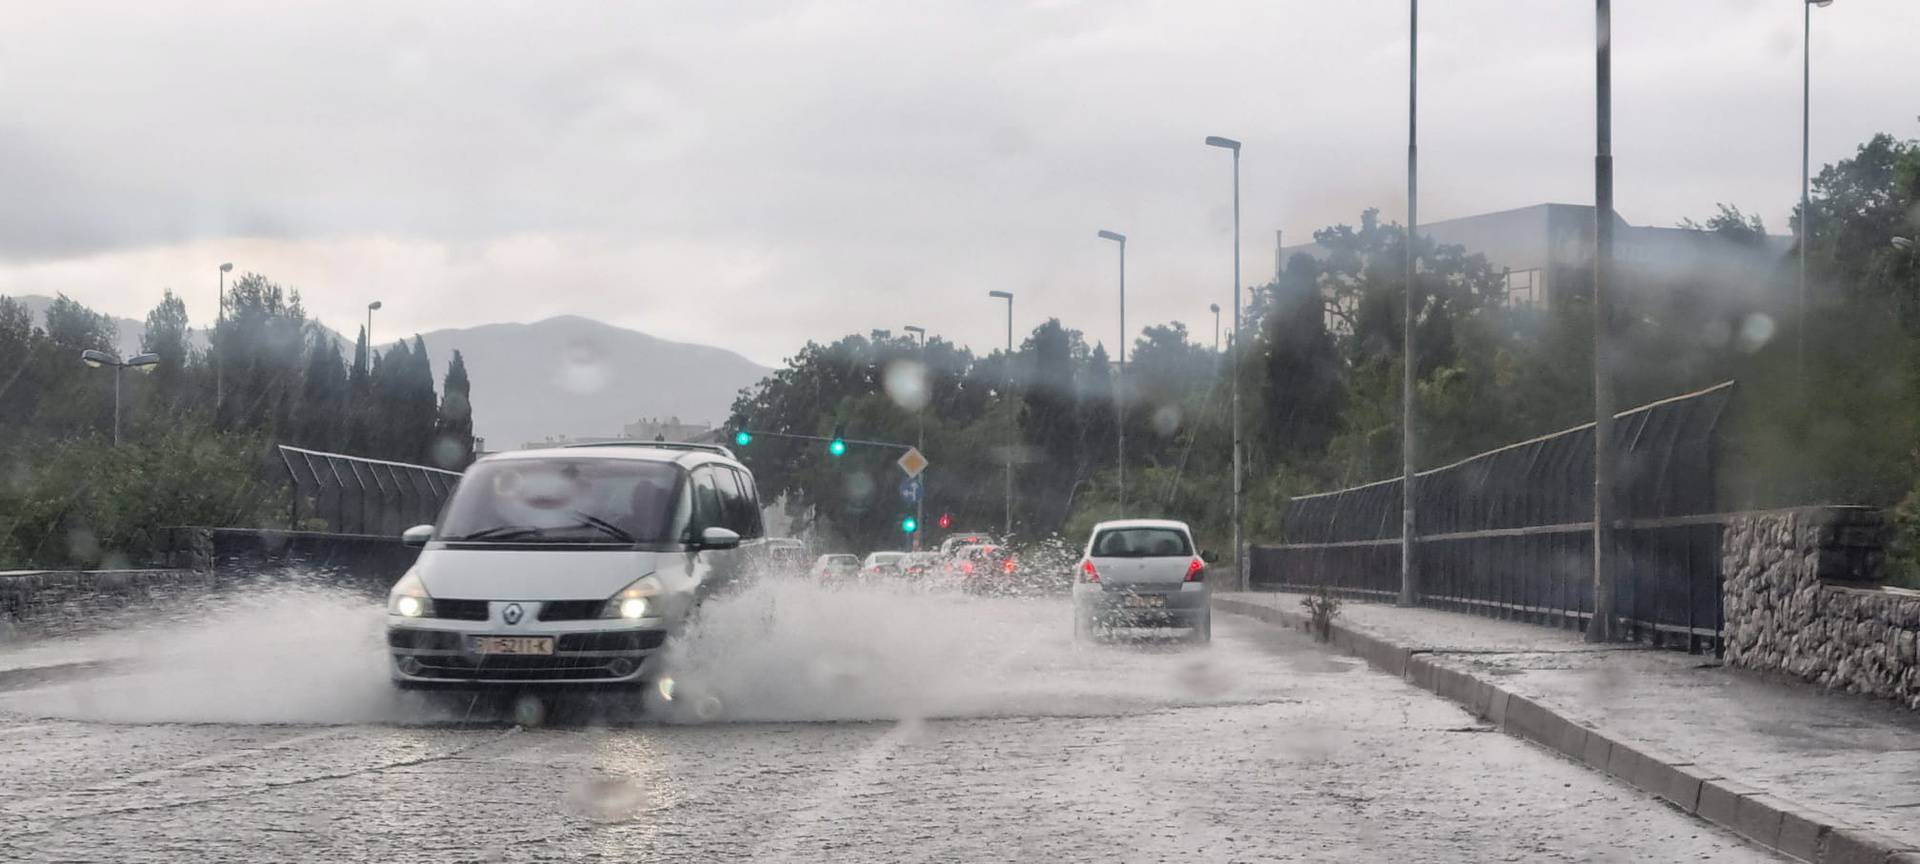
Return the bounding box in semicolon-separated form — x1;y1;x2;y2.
412;546;674;601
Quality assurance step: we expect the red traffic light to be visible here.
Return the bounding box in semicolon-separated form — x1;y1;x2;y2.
937;513;952;529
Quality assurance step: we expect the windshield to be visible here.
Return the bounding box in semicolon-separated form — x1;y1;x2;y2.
1092;528;1192;558
436;457;684;543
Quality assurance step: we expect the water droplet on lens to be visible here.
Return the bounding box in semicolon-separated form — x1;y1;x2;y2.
1152;404;1182;438
884;360;930;412
694;695;723;721
66;528;100;563
556;338;609;394
512;694;547;727
1736;313;1775;353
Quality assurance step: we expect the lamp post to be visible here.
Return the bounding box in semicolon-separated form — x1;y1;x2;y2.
987;291;1015;536
1799;0;1833;496
1097;229;1127;511
81;350;160;447
1209;303;1221;353
1203;135;1244;589
215;262;232;413
904;323;928;551
1400;0;1421;607
1589;0;1619;643
367;300;384;363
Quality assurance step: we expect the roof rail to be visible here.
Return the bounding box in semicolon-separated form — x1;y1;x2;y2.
559;440;736;459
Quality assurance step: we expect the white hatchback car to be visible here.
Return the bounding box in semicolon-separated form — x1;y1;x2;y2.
1072;519;1211;642
386;442;763;688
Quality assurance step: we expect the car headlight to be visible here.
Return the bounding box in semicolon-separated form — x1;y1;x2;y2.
389;571;432;618
602;575;663;620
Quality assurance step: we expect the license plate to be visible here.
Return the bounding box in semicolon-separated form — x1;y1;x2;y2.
1124;595;1165;608
471;636;554;655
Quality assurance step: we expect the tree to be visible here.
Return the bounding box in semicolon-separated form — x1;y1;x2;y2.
139;289;194;413
435;350;476;468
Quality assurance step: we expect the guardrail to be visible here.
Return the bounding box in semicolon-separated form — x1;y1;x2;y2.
1251;382;1733;652
276;445;462;537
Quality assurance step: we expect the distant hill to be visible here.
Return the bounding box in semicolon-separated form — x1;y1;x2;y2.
414;315;770;449
7;294;771;450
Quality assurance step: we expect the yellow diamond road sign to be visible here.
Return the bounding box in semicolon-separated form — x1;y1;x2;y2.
897;447;928;478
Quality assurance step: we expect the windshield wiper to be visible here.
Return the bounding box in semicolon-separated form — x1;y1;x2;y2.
451;525;548;541
570;512;637;543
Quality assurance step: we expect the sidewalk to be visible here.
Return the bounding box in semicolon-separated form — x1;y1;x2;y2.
1216;591;1920;864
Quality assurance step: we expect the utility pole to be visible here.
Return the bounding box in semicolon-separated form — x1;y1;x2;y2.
1588;0;1618;643
1400;0;1420;607
215;262;231;417
987;291;1015;536
905;324;928;552
1275;230;1284;282
1097;230;1128;512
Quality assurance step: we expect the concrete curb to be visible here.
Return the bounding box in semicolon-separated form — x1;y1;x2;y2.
1215;596;1920;864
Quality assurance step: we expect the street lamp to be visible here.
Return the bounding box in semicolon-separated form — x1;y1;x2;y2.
1799;0;1832;496
1209;303;1221;353
987;291;1014;536
1203;135;1244;589
904;324;928;550
367;300;384;363
1589;0;1619;643
215;262;233;412
81;349;160;447
1097;229;1127;511
1893;237;1915;250
1401;0;1421;608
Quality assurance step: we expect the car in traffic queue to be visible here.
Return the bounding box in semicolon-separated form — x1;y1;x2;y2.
811;554;860;582
1072;519;1211;643
764;537;808;574
946;543;1020;594
936;532;998;559
385;441;764;688
897;551;943;579
860;551;907;579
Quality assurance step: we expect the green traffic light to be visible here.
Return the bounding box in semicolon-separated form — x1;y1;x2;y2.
734;430;752;447
901;516;918;534
828;438;846;456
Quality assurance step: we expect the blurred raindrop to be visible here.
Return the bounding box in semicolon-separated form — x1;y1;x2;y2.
556;337;609;395
100;551;132;571
884;360;931;412
693;694;723;721
567;774;651;823
843;470;875;507
1736;313;1776;353
66;527;100;563
1151;404;1182;438
512;693;547;727
431;435;467;468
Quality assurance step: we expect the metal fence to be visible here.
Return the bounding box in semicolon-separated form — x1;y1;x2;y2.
277;445;463;537
1251;381;1733;651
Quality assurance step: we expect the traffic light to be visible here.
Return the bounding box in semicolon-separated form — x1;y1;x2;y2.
937;513;952;530
733;429;752;447
900;515;918;534
828;423;847;457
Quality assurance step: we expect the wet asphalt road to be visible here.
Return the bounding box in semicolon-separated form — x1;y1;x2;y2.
0;586;1783;863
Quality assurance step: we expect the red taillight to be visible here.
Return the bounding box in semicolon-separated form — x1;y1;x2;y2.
1001;557;1016;573
1185;557;1206;582
1081;559;1100;583
961;562;974;575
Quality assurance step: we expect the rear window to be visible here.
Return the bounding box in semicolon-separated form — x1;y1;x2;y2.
1091;527;1192;558
438;458;685;543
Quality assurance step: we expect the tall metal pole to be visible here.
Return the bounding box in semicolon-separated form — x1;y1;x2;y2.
988;291;1015;536
1588;0;1618;643
113;364;123;448
1118;238;1126;512
1399;0;1420;607
1799;0;1821;500
1004;296;1013;536
1210;304;1220;353
215;265;228;415
1206;137;1245;586
906;325;928;551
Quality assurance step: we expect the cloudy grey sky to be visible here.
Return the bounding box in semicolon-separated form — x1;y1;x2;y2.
2;0;1916;367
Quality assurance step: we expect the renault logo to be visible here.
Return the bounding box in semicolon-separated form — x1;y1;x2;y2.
502;603;524;625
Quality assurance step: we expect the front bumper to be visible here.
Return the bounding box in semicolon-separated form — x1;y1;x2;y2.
387;601;671;686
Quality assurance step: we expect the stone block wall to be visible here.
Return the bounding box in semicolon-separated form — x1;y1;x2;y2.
1723;507;1920;709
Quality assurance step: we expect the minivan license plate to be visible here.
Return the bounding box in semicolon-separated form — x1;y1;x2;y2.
472;636;554;655
1124;595;1165;608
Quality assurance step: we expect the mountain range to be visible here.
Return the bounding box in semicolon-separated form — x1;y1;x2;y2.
9;295;770;449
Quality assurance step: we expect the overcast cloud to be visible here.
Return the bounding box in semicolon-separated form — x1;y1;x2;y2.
2;0;1916;366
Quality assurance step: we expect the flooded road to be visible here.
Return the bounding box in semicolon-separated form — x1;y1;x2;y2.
0;582;1782;862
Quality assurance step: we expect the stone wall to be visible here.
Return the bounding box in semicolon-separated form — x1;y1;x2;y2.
0;568;217;628
1722;507;1920;710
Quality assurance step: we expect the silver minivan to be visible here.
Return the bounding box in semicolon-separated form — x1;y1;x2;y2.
386;442;762;688
1072;519;1211;642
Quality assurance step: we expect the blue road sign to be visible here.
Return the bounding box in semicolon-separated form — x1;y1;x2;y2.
899;476;923;504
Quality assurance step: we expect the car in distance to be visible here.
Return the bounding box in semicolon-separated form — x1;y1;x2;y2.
764;537;808;574
860;551;907;578
936;532;998;558
947;543;1019;594
811;554;860;582
386;441;763;688
1072;519;1210;642
898;551;943;579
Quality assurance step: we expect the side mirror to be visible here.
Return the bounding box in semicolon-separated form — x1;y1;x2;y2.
698;527;742;550
402;524;435;548
1200;549;1220;564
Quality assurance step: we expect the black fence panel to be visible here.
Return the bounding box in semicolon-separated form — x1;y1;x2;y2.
278;445;463;536
1251;382;1732;650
